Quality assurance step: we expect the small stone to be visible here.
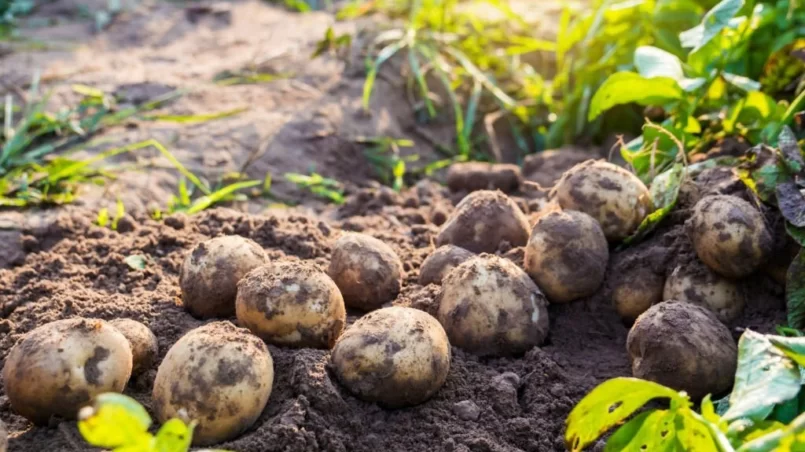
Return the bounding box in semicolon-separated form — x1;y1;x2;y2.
453;400;481;421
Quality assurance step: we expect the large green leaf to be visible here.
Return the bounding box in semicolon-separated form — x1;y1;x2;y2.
724;330;801;422
605;410;682;452
565;377;685;451
786;250;805;331
78;393;153;449
677;411;728;451
634;46;684;80
679;0;745;53
588;72;683;121
622;164;684;245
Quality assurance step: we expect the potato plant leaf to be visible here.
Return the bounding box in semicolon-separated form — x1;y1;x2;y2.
565;377;684;451
622;164;684;245
634;46;684;80
787;251;805;331
153;418;194;452
736;411;805;452
785;223;805;247
776;180;805;228
588;72;683;121
78;393;153;449
676;411;725;451
604;410;682;451
679;0;745;53
778;127;804;174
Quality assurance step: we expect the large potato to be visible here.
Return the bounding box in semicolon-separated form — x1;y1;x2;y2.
687;195;772;278
627;301;737;399
436;190;530;253
328;233;403;311
550;160;652;241
152;321;273;446
438;255;549;356
109;319;158;376
418;245;475;286
524;210;608;303
611;266;665;323
2;318;133;424
331;307;450;407
663;262;745;324
180;236;268;319
236;261;346;348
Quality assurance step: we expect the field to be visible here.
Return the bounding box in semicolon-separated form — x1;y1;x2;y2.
1;0;804;451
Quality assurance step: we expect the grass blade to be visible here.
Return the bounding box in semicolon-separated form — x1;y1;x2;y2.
187;180;259;214
363;39;408;109
142;107;247;124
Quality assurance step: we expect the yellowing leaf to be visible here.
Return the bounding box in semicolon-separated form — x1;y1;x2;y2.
78;393;152;449
153;418;194;452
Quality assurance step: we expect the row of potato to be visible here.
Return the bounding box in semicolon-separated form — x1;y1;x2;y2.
0;159;774;447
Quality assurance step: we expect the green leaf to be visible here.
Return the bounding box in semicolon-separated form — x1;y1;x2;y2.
736;410;805;452
153;418;194;452
679;0;745;53
588;72;683;121
78;393;152;448
634;46;684;80
142;107;247;124
124;255;147;271
786;250;805;331
565;377;685;451
724;330;801;422
186;180;260;214
622;164;683;245
605;410;682;452
723;73;761;92
97;208;110;227
677;410;725;451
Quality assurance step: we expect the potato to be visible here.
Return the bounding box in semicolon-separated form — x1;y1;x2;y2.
152;321;273;446
418;245;475;286
446;162;522;193
663;262;745;324
109;319;158;376
611;267;664;323
331;306;450;407
436;190;530;253
236;261;346;348
0;419;7;452
627;301;737;399
437;255;549;356
524;210;608;303
550;160;652;241
180;235;268;319
2;318;133;424
328;233;403;311
687;195;772;278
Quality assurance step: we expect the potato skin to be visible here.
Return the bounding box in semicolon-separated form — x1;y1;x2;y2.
627;301;737;399
152;321;273;446
2;318;133;425
180;236;268;319
446;162;522;193
663;262;745;324
550;160;652;241
612;267;664;323
236;261;346;348
687;195;772;278
438;255;549;356
331;307;450;408
109;319;158;376
328;233;403;311
524;210;608;303
418;245;475;286
436;190;530;253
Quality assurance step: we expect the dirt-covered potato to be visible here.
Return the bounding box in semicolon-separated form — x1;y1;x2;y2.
524;210;608;303
152;322;273;446
436;190;530;253
663;262;745;324
236;261;346;348
0;419;7;452
331;307;450;407
2;318;133;424
109;319;158;376
438;255;549;356
446;162;522;193
611;267;665;323
180;235;268;319
687;195;772;278
328;233;403;311
550;160;652;242
418;245;475;286
627;301;737;399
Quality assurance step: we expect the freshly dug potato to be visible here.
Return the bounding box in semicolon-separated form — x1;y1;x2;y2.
328;233;403;311
524;210;608;303
236;261;346;348
663;262;745;324
436;190;530;253
438;255;549;356
550;160;652;241
152;322;273;446
331;306;450;407
109;319;158;376
418;245;475;286
627;301;737;399
611;267;665;323
687;195;772;278
2;318;133;424
0;419;7;452
446;162;522;193
180;235;268;319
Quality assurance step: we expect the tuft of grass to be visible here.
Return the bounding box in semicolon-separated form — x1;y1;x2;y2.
285;171;345;204
357;135;416;191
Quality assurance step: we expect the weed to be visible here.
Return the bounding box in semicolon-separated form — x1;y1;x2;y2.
357;135;415;191
285;171;345;204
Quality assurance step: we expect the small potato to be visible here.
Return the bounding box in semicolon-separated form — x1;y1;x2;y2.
181;236;268;319
2;318;133;424
328;233;403;311
152;322;273;446
236;261;346;348
663;262;745;324
418;245;475;286
627;301;737;399
524;210;608;303
109;319;158;376
438;255;549;356
446;162;522;193
436;190;530;254
550;160;652;242
611;267;665;323
331;307;450;407
687;195;772;278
